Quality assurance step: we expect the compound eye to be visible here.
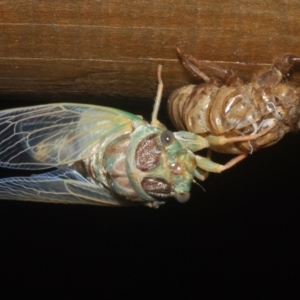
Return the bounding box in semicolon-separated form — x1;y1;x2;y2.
175;192;190;203
160;130;175;147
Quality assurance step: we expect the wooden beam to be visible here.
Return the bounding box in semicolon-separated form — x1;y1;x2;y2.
0;0;300;100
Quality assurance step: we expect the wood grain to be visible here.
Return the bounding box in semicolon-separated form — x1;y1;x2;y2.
0;0;300;102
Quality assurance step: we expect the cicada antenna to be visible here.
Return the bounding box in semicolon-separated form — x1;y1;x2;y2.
193;179;206;192
151;64;163;126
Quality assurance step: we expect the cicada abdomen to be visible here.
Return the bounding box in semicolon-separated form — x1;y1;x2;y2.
168;48;300;155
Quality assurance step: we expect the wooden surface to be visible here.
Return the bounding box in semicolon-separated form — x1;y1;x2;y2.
1;0;300;103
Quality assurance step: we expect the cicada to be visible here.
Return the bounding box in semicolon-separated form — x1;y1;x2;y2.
0;66;235;208
168;48;300;170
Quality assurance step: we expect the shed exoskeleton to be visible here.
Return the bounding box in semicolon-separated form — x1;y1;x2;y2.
168;48;300;172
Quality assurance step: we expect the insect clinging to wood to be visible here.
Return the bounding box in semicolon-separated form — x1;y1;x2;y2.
0;66;241;208
168;48;300;163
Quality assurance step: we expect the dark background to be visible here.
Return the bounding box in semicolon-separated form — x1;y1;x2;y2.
0;95;299;298
1;0;300;296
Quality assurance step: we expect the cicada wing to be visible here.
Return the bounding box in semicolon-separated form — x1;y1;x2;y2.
0;168;123;206
0;103;142;170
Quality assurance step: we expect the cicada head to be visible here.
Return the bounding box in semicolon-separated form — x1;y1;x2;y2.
126;124;197;207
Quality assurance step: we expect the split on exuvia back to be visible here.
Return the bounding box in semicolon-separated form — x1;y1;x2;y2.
0;66;238;208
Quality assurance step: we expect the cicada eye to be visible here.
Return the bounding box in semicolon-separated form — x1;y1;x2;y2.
160;130;175;147
175;192;190;203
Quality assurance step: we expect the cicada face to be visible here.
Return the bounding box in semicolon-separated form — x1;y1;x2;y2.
103;123;197;207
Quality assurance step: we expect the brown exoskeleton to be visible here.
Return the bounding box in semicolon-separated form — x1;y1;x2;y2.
168;48;300;173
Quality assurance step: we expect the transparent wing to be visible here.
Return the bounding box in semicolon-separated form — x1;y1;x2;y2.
0;168;123;206
0;103;142;170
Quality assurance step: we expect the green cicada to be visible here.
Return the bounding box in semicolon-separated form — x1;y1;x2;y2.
0;66;237;208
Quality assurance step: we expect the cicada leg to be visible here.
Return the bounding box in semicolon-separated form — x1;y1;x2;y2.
151;64;163;126
194;148;212;181
193;122;277;180
176;47;243;87
195;152;247;181
174;131;248;180
205;122;277;147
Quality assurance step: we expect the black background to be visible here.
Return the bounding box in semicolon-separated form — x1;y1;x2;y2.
0;95;299;297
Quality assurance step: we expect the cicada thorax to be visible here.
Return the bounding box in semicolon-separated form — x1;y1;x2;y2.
225;83;300;152
86;123;196;206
